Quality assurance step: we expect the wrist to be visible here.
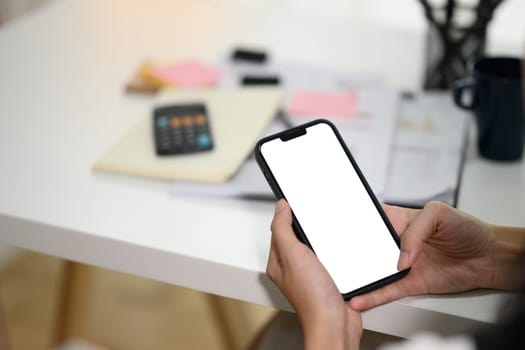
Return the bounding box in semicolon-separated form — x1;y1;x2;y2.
303;324;359;350
487;225;525;290
304;322;346;350
302;312;360;350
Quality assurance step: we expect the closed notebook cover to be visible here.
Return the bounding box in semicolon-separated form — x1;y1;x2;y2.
93;87;283;182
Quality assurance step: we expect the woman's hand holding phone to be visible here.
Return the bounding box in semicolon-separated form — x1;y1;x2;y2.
268;200;362;350
350;201;501;311
267;199;525;349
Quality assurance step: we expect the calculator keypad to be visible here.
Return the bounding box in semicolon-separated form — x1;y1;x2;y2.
154;104;213;155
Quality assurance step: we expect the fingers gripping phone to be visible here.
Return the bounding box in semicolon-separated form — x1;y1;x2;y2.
255;119;410;300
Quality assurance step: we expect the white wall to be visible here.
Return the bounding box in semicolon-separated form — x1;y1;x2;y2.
227;0;525;55
1;0;523;54
0;0;50;24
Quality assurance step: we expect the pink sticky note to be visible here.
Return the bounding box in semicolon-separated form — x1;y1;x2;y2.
150;60;220;88
287;90;358;117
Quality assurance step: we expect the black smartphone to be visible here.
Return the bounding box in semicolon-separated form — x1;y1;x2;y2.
255;119;409;300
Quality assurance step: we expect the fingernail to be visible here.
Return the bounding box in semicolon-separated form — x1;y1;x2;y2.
275;200;286;213
398;250;410;270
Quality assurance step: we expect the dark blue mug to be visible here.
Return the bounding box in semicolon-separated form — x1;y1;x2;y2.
453;57;524;161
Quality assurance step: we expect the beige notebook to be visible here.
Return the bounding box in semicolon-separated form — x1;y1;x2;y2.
93;88;283;182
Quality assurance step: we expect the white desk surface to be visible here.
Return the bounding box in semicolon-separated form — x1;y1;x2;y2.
0;0;524;338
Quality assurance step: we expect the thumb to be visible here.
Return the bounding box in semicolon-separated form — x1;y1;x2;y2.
397;202;444;270
270;199;295;247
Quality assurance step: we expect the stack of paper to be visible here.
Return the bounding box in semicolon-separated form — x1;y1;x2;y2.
170;92;469;208
383;93;469;207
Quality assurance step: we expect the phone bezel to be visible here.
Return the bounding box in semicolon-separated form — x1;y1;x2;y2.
255;118;410;300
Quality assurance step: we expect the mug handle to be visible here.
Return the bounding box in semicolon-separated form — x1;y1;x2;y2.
453;78;476;110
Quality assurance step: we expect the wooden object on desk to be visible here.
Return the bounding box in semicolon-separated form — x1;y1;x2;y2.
94;87;283;182
125;61;160;94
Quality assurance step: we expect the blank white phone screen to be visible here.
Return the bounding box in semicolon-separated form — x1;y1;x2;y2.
261;122;400;294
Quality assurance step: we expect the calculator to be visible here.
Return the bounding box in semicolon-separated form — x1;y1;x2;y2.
153;103;214;156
